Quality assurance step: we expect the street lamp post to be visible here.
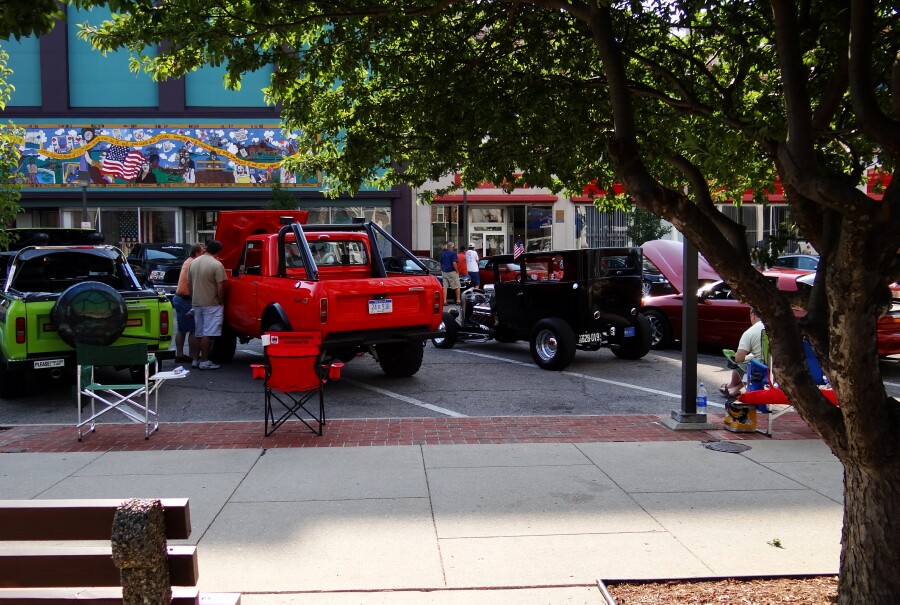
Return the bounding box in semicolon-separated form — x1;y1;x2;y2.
75;171;91;229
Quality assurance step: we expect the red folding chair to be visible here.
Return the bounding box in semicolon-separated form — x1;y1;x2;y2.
252;331;342;436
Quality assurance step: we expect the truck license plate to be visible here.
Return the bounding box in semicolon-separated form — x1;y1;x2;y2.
368;299;393;314
578;332;601;344
624;327;635;337
150;270;166;280
34;358;64;369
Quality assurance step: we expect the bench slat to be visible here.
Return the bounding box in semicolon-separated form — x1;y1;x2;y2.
0;545;199;588
0;588;240;604
0;499;191;541
0;586;203;604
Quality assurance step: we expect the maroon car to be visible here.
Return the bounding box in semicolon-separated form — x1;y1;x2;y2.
640;240;810;349
641;240;900;356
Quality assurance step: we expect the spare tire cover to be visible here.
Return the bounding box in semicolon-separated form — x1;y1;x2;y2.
52;281;128;347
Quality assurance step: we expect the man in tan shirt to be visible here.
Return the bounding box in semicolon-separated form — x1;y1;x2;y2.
188;240;227;370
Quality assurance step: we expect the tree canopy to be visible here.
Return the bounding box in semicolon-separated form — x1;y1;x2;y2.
71;1;900;601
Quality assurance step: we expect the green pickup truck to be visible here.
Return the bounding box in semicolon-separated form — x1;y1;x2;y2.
0;232;174;398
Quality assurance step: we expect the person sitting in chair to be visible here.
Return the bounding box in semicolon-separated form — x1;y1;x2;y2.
721;307;765;398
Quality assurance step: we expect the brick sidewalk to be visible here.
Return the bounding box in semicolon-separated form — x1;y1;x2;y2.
0;413;820;453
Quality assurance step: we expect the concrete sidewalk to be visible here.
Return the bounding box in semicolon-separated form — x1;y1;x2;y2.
0;437;843;604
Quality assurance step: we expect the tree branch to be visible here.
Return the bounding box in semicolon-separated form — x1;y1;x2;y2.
849;0;900;155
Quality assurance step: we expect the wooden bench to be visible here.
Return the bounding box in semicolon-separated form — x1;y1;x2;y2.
0;498;240;605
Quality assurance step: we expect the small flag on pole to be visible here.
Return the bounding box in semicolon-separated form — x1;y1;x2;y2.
101;145;144;181
513;237;524;259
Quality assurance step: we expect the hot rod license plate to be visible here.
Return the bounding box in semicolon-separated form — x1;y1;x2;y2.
624;327;635;337
368;299;393;314
150;270;166;280
578;332;601;344
34;358;64;369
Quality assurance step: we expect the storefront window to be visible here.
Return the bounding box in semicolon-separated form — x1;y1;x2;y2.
526;206;552;252
195;211;217;244
575;205;630;248
102;208;179;254
431;205;459;259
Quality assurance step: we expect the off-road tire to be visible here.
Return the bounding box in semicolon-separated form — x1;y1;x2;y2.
129;357;158;383
529;318;577;371
431;313;458;349
376;341;425;377
209;327;238;363
612;313;653;360
0;364;27;398
643;308;673;349
263;322;289;334
52;282;128;347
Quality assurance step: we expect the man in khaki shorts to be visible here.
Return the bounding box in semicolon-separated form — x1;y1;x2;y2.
188;240;227;370
439;241;461;304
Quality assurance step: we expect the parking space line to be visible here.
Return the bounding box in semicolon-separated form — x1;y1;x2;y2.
452;349;727;408
343;378;468;418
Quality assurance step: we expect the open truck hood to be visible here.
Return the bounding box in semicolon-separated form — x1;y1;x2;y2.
641;239;721;294
214;210;309;272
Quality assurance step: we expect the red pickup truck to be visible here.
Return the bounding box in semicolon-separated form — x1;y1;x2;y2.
211;212;443;377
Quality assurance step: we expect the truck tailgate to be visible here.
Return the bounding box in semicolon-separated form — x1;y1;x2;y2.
324;277;438;333
23;298;168;355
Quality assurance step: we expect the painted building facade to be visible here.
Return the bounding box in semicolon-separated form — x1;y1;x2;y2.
1;5;409;255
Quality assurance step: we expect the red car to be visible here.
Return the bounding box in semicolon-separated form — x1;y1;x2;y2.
640;240;900;356
478;257;549;285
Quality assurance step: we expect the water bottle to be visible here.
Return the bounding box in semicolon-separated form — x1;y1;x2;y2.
697;382;708;415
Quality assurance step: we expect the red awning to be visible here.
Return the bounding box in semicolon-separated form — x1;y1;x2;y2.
434;194;558;204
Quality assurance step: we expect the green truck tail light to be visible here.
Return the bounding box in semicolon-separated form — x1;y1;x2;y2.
160;310;170;335
15;317;25;344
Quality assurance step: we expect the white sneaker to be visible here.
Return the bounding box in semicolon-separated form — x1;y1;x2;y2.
199;360;220;370
191;359;200;369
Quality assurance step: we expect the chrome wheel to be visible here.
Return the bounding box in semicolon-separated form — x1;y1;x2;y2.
643;309;671;349
534;329;559;363
529;318;576;370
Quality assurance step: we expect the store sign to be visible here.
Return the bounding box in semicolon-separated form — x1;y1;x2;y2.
16;124;321;189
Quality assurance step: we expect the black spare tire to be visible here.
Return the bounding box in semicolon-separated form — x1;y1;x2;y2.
52;281;128;347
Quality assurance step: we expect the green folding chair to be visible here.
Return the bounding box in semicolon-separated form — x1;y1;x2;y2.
76;343;158;440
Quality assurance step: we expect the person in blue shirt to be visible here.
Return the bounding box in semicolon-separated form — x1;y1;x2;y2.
439;241;461;304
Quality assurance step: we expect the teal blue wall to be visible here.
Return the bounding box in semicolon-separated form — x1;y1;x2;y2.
186;65;273;107
67;6;157;107
3;37;41;106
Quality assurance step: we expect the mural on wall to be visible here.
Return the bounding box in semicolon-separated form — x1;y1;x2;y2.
16;124;320;188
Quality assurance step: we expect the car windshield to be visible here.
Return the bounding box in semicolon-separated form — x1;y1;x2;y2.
643;258;664;276
11;249;136;293
418;258;440;272
145;246;191;262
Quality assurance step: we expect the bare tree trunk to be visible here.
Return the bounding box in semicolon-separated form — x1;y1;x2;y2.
840;461;900;604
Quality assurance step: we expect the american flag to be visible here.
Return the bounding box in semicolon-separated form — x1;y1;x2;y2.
513;238;524;259
102;145;144;180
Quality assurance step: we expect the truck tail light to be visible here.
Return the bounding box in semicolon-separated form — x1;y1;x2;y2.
160;310;170;335
320;298;328;323
15;317;25;344
433;291;441;314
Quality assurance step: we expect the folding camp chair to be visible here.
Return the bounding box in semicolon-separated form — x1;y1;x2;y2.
76;343;158;440
252;331;343;437
726;336;836;436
